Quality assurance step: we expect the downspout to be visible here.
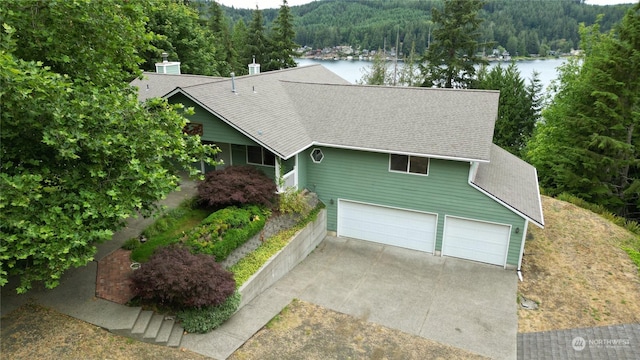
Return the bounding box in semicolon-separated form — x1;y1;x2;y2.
517;220;529;282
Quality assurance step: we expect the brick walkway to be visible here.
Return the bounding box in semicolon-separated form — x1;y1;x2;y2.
518;323;640;359
96;249;136;304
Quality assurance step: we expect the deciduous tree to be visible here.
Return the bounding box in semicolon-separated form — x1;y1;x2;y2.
0;1;217;293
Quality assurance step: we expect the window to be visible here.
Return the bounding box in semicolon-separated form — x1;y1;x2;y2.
247;146;276;166
310;148;324;163
389;154;429;175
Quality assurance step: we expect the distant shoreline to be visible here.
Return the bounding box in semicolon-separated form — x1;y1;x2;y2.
297;55;575;63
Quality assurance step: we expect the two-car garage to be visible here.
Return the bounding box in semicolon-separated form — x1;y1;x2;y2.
337;200;512;267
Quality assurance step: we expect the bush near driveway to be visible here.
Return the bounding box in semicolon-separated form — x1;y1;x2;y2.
177;291;242;333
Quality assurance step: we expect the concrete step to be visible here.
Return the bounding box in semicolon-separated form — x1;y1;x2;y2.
142;313;164;341
130;310;153;338
167;323;184;348
155;316;176;345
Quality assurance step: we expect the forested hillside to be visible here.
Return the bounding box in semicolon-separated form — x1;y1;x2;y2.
221;0;633;56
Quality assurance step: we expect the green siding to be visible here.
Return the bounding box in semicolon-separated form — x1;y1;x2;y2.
301;147;526;266
297;153;308;190
169;94;258;146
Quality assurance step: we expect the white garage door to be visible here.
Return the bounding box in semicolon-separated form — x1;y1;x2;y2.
338;200;436;252
442;216;511;266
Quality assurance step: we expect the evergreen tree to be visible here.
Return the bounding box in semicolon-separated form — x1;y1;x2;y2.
209;1;239;76
474;63;541;156
420;0;489;88
231;19;249;75
398;41;422;87
358;51;391;85
265;0;299;71
243;6;269;72
527;5;640;219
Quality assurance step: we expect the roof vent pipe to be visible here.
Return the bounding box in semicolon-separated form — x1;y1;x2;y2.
231;72;236;93
162;52;168;63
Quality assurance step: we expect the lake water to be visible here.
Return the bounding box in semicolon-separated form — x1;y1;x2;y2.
296;57;567;91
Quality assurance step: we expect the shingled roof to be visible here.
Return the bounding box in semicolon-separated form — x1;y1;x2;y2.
150;65;499;161
131;73;223;101
472;145;544;227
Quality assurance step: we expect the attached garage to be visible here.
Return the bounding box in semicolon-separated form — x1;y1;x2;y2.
442;216;511;267
337;200;436;253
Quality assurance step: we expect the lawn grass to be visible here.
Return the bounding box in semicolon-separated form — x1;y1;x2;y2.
556;192;640;272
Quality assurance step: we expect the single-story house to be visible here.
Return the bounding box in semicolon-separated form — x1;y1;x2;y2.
131;60;544;270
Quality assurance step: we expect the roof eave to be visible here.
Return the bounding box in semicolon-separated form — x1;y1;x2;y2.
469;180;545;228
164;88;289;159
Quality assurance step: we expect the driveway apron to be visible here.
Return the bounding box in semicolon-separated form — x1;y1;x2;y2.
267;236;518;360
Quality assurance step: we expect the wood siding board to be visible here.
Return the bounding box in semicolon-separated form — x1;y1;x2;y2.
302;146;526;266
169;94;259;146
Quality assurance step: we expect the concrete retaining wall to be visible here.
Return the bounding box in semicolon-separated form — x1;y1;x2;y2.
238;209;327;308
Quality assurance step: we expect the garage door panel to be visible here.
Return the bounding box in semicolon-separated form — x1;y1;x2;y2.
443;217;510;266
339;200;436;253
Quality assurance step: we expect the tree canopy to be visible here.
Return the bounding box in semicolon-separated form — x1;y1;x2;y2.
420;0;488;88
474;63;542;156
0;1;217;293
527;4;640;219
266;0;299;71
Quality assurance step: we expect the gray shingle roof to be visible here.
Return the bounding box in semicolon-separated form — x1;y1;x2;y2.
283;81;499;161
472;145;544;227
130;73;223;101
161;65;499;162
170;65;350;158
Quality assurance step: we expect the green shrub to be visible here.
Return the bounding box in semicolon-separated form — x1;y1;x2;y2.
279;188;311;215
231;203;324;287
121;238;140;251
177;291;241;333
181;205;268;261
131;203;211;263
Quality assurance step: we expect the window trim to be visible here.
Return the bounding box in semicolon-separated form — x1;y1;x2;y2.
246;145;276;167
388;154;430;176
310;148;324;163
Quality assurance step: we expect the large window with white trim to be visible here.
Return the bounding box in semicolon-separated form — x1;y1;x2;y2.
389;154;429;175
247;145;276;166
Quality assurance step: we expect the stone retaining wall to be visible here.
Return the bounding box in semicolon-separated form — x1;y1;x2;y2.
238;209;327;308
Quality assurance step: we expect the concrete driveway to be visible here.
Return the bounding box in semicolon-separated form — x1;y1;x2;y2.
276;236;518;359
182;235;518;359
